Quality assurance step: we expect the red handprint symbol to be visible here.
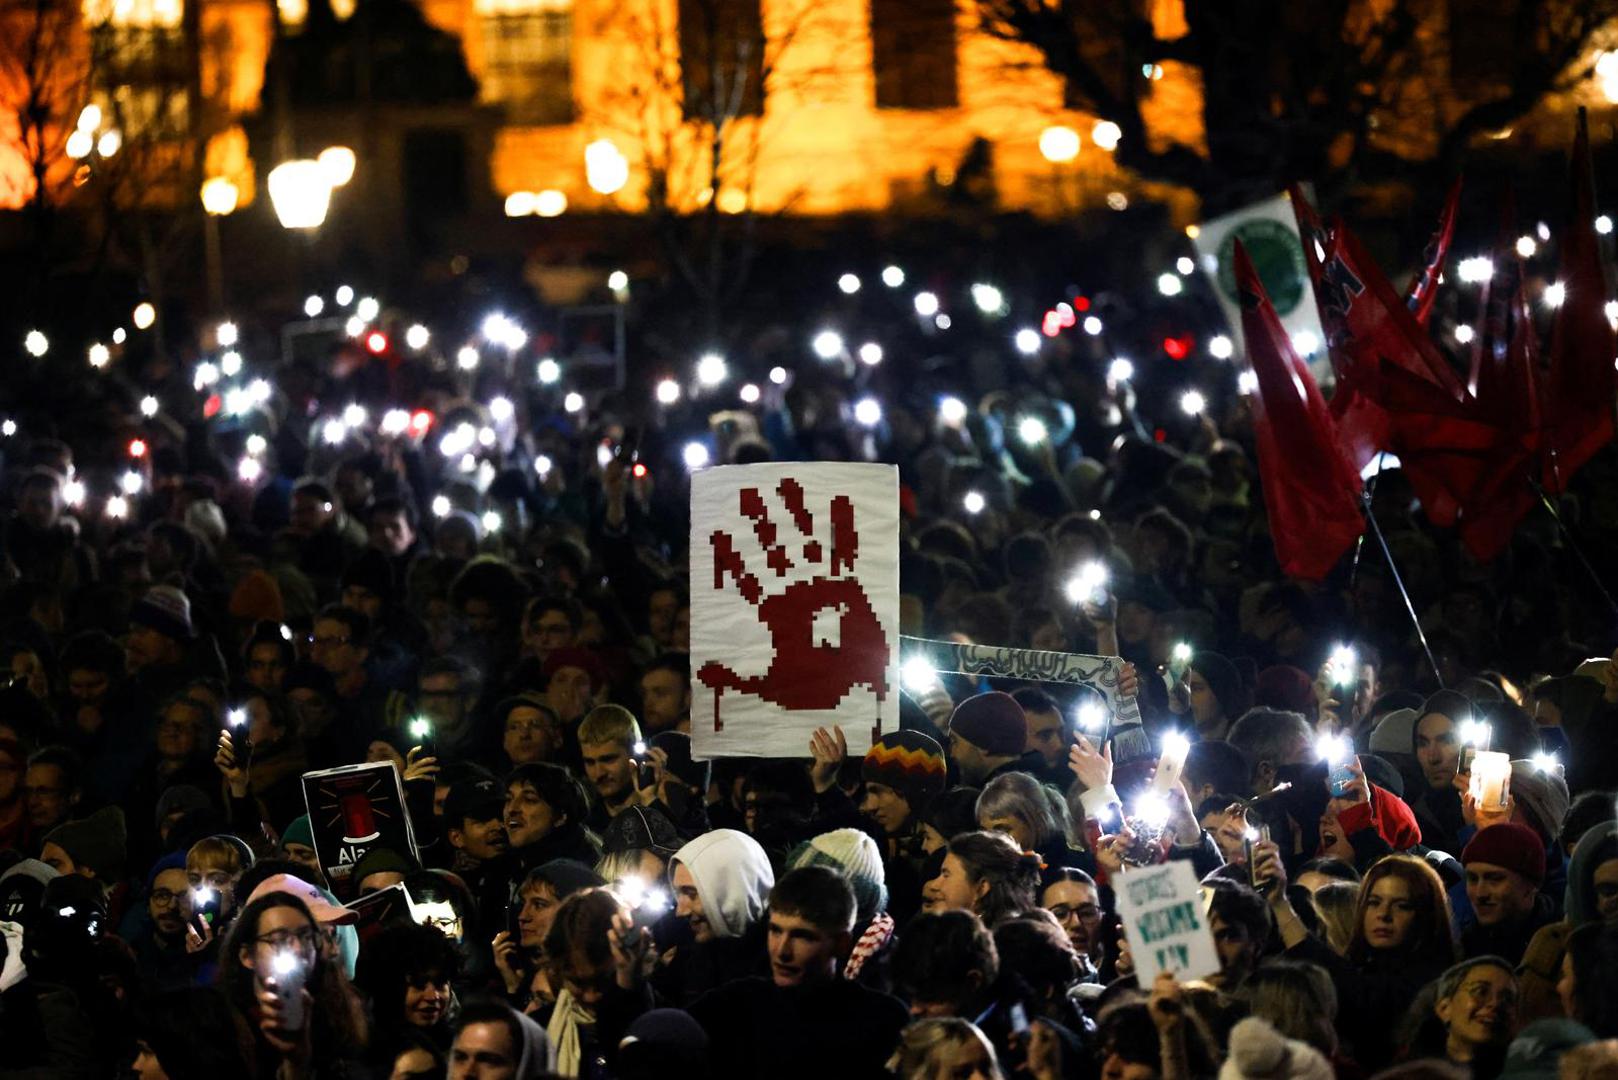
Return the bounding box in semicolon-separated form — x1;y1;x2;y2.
699;477;890;731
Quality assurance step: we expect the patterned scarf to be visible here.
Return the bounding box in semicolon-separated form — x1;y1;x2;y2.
844;911;895;981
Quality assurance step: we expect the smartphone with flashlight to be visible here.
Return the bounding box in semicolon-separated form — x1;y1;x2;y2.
633;739;655;790
192;885;222;931
224;710;254;771
616;877;669;951
1328;761;1358;799
268;950;308;1031
1244;822;1272;891
409;717;436;760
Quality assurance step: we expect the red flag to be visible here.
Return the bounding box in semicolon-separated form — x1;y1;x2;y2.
1236;241;1364;579
1403;178;1462;327
1544;108;1616;491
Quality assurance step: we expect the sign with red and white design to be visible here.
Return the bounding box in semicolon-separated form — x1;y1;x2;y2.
690;463;899;760
301;761;419;899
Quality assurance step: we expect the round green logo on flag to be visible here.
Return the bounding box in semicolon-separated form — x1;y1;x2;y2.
1216;219;1306;316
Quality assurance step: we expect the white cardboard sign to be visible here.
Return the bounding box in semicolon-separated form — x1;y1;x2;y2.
1114;859;1221;983
689;462;899;760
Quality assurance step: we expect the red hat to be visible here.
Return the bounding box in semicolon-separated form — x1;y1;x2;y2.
1254;665;1316;713
543;647;609;692
1461;822;1546;885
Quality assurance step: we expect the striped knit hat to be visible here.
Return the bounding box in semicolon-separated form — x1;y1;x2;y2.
862;731;946;814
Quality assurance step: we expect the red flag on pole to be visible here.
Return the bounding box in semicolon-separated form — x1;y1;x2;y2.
1543;108;1616;491
1236;241;1365;580
1404;178;1462;327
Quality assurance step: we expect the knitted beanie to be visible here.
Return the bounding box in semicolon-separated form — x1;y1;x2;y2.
787;828;889;926
862;730;946;812
1507;761;1570;845
42;806;127;880
280;815;315;850
1218;1017;1335;1080
228;570;286;624
948;692;1028;758
1368;708;1419;757
1462;822;1547;884
351;845;417;885
130;585;194;641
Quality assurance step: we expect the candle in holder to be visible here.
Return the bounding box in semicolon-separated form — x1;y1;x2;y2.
1151;731;1191;796
1470;750;1512;811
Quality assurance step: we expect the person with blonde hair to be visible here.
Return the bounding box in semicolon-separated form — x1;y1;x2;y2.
888;1017;1004;1080
1310;881;1360;956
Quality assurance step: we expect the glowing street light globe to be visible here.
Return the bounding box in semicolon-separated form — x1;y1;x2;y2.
881;265;905;288
23;331;48;357
1091;120;1122;151
837;273;861;295
200;177;240;216
317;146;356;187
133;302;156;330
1038;125;1080;163
584;139;630;196
267;160;333;230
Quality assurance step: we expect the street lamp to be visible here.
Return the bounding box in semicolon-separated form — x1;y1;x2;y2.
267;160;332;229
200;177;239;312
317;145;356;188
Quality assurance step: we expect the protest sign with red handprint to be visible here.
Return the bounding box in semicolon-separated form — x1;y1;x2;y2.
690;463;899;760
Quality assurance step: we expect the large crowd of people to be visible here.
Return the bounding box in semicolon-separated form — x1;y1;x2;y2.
2;270;1618;1080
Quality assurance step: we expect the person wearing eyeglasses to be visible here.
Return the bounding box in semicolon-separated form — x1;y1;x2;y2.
124;852;203;992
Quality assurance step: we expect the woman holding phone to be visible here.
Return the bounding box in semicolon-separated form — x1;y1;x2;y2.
222;892;369;1078
1253;845;1457;1071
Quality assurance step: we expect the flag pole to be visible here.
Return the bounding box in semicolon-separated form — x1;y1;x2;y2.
1360;492;1445;687
1529;477;1618;617
1347;452;1386;591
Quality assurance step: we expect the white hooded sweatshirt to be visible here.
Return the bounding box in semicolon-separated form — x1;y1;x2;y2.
671;828;775;939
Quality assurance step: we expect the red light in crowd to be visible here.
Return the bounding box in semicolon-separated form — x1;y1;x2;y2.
632;463;648;479
203;394;222;418
1153;427;1167;442
410;409;434;434
1074;296;1091;312
365;331;388;354
1042;311;1063;337
128;438;147;458
1163;336;1191;360
1056;305;1076;328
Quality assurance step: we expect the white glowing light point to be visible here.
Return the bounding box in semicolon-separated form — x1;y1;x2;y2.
1082;315;1103;336
534;454;553;478
1091;120;1122;151
739;383;761;404
935;314;952;330
1238;369;1259;395
223;387;251;415
939;396;968;424
682;442;710;470
901;656;937;692
214;321;238;348
812;330;844;359
849;396;883;427
402;324;429;351
1014;328;1041;355
120;470;143;495
529;357;557;385
0;420;14;437
1515;236;1537;258
1180;389;1207;416
1039;125;1081;163
481;510;502;533
563;392;584;413
1208;334;1234;360
248;378;272;404
1018;416;1048;444
489;397;515;423
1108;357;1135;382
1599;215;1614;236
319;418;345;445
133;302;156;330
1291;330;1321;356
1133;793;1170;828
1316;732;1352;765
696;352;728;386
139;395;159;417
238;457;263;483
837;273;861;295
304;295;325;317
63;479;85;507
1157;272;1183;297
1543;281;1566;309
882;266;905;288
607;270;629;292
106;495;128;518
431;495;452;518
344;316;365;338
1458;256;1494;284
913;291;940;317
246;433;268;456
215;351;241;378
113;328;126;344
1176;256;1195;276
1531;752;1561;775
768;366;789;385
351;297;377;322
338;404;364;429
1077;702;1107;733
962;490;986;514
380;410;410;437
858;342;884;366
20;330;52;358
1454;324;1475;344
456;346;480;371
595;443;613;469
971;283;1004;313
655;378;681;405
